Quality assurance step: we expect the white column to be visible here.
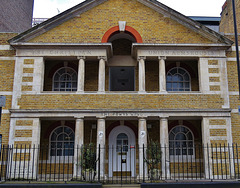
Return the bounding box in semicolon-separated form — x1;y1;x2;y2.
138;117;147;179
73;118;84;178
158;56;166;92
96;117;106;179
202;117;213;179
77;57;85;92
98;57;106;93
31;118;41;179
138;57;146;93
160;117;170;179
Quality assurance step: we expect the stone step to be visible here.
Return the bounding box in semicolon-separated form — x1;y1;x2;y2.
103;184;140;188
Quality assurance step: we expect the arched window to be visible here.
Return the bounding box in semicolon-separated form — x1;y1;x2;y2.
169;125;194;156
166;67;191;91
50;126;74;156
53;67;77;91
116;133;128;152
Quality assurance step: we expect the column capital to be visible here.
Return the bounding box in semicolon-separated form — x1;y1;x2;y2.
138;56;146;61
74;116;84;119
77;56;86;60
98;56;107;61
159;116;168;120
97;116;106;119
158;56;166;60
138;116;147;120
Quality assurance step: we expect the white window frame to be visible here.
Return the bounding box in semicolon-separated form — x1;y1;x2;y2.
166;67;191;92
47;125;75;163
169;125;195;161
52;67;77;91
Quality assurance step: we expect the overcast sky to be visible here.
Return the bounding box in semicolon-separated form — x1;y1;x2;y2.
33;0;226;18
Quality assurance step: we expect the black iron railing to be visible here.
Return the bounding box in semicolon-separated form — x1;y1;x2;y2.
0;144;240;183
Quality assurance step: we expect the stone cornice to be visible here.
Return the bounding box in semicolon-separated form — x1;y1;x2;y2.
9;108;232;118
132;43;230;58
12;43;113;58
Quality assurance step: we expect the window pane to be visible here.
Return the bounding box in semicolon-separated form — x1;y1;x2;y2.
182;149;187;155
166;83;172;90
184;73;189;80
171;68;177;74
58;133;65;141
64;127;72;134
172;83;178;89
179;82;184;88
178;68;185;75
188;149;193;155
167;75;172;81
176;149;180;155
187;132;193;140
178;74;184;81
169;133;174;140
176;133;186;140
50;149;56;156
51;133;57;141
57;149;62;156
172;75;179;82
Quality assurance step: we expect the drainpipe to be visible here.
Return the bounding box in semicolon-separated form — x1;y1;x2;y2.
232;0;240;98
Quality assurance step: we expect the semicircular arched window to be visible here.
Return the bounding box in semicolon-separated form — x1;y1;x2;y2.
166;67;191;91
50;126;75;156
53;67;77;91
116;133;128;152
169;125;194;156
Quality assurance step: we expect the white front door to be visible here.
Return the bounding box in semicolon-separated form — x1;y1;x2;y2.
108;126;136;177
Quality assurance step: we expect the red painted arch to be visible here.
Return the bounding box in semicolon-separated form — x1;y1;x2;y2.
101;25;143;43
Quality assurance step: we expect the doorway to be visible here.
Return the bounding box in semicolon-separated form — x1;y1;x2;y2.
108;125;136;177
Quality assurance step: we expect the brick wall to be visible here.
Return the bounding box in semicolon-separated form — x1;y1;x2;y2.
29;0;213;44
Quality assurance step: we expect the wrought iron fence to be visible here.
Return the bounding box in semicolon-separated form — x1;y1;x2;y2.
0;144;240;183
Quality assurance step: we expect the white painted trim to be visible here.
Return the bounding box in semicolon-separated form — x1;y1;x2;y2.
229;91;239;95
22;73;33;77
227;58;237;61
209;82;220;85
23;64;34;68
208;65;219;68
230;46;240;51
0;92;12;95
0;57;15;60
14;137;32;141
2;110;10;114
21;82;33;86
210;136;227;140
231;109;238;113
0;45;12;50
208;73;220;77
15;126;33;130
209;125;226;129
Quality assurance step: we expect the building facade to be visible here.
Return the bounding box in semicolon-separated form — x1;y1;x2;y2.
0;0;240;182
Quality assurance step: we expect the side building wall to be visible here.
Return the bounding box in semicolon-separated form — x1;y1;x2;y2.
220;0;240;144
0;33;17;145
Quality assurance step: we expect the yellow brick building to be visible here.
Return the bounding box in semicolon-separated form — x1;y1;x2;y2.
0;0;240;183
